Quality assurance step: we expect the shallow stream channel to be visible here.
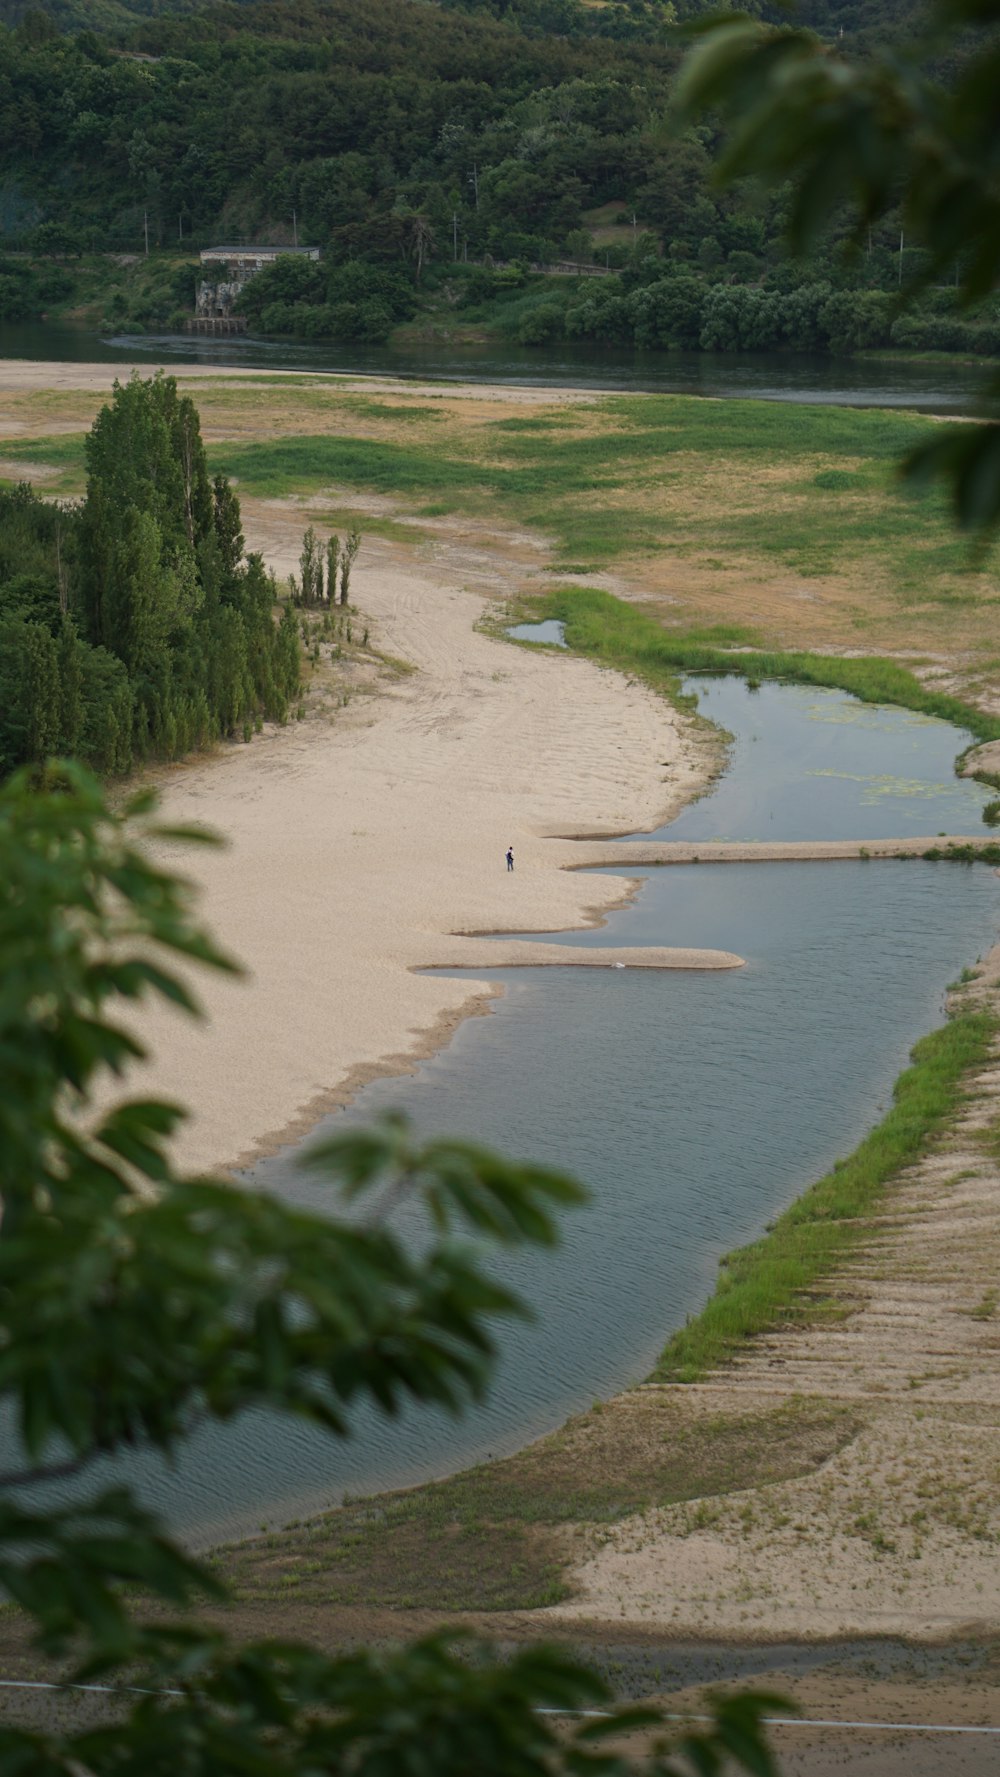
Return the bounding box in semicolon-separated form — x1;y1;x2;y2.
37;667;1000;1545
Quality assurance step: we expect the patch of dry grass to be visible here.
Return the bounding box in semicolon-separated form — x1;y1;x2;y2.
215;1395;857;1614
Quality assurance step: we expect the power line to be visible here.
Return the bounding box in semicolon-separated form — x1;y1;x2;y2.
0;1680;996;1735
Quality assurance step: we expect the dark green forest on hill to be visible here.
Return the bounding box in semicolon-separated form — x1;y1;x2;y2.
1;0;995;355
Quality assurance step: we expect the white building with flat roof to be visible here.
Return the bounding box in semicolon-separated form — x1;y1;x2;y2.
199;246;321;271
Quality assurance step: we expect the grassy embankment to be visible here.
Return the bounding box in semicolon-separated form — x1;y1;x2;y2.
215;1395;858;1616
534;581;1000;754
657;1006;998;1381
215;993;995;1615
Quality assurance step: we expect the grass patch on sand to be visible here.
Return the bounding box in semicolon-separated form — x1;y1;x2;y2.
213;434;493;501
533;584;1000;749
8;390;996;622
206;390;987;594
217;1396;856;1612
655;1007;997;1382
0;434;86;496
310;506;425;545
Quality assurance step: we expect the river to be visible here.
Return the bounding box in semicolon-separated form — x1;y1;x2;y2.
0;319;991;415
26;676;997;1546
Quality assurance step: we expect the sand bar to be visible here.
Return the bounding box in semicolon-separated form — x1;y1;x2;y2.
4;358;715;1166
571;836;993;866
427;940;742;969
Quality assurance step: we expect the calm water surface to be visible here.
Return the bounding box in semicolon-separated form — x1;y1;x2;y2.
31;679;997;1546
640;677;991;843
0;320;991;415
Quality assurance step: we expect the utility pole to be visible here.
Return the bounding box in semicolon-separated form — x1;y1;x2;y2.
453;211;459;261
898;225;904;286
468;164;479;210
292;208;298;247
178;213;183;242
143;209;149;256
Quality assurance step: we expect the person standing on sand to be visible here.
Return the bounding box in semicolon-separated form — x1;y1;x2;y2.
506;847;514;871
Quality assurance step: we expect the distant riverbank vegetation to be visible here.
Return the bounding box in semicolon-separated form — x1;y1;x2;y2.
1;0;995;358
0;374;299;778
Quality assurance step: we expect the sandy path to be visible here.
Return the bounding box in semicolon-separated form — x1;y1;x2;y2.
112;503;711;1175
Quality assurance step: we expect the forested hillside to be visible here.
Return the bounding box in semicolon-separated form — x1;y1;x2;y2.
0;374;299;777
1;0;991;357
1;0;679;255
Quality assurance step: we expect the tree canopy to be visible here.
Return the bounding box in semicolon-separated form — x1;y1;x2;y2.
0;374;300;778
0;760;781;1770
4;0;991;360
674;0;1000;526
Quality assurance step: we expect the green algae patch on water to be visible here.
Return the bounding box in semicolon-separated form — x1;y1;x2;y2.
653;1006;999;1384
532;584;1000;749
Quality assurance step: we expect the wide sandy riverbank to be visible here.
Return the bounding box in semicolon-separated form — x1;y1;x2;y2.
109;490;716;1175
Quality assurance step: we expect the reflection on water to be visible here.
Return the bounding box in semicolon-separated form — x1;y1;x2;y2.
0;321;992;415
507;619;567;647
26;676;997;1546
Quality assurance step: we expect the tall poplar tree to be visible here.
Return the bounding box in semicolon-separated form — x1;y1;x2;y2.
74;374;298;758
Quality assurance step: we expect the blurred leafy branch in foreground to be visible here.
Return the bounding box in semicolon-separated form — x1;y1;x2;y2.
674;0;1000;533
0;760;781;1773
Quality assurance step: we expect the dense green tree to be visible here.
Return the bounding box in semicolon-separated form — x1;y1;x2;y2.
78;372;297;747
298;523;323;606
0;617;62;770
339;527;361;605
3;0;987;361
212;471;244;579
0;761;781;1773
629;272;705;348
673;0;1000;525
0;381;299;778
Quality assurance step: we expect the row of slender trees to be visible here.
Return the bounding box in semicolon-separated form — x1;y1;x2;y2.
0;374;300;778
292;524;361;608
